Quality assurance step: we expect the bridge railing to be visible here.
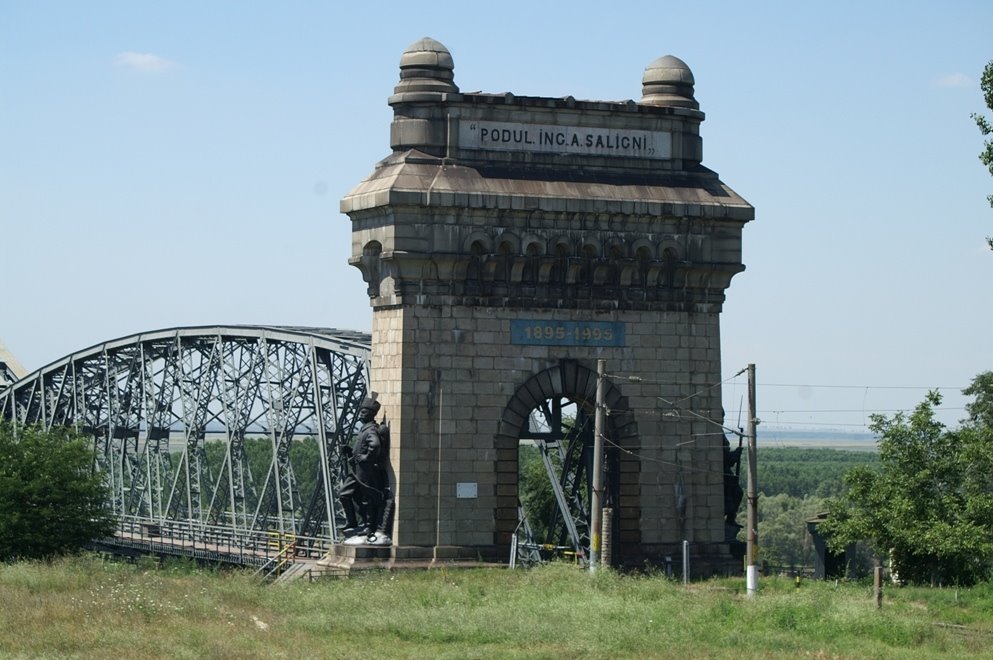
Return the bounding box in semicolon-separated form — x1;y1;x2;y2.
105;515;335;567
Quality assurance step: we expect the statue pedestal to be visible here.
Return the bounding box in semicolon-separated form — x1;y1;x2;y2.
318;544;506;575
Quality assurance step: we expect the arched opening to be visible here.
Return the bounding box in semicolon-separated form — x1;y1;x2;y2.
579;244;597;285
466;240;486;283
495;361;639;566
522;242;542;284
661;247;679;288
549;241;571;284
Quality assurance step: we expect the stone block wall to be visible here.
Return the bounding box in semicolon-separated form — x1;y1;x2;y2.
371;302;728;561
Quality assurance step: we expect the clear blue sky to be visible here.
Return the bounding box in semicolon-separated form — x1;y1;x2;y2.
2;1;991;434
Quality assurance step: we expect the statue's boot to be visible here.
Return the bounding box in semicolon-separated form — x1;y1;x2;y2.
365;503;382;539
342;499;359;538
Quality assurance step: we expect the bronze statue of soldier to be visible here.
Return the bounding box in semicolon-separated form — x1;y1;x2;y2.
340;395;394;545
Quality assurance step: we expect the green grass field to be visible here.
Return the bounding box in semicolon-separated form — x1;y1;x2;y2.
2;556;992;658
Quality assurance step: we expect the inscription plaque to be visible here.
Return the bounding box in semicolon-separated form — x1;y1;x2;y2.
459;120;672;160
511;320;625;347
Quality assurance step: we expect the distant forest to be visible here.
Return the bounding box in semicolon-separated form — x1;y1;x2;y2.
749;447;879;499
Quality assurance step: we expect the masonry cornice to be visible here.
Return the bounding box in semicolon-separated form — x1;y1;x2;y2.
342;153;753;223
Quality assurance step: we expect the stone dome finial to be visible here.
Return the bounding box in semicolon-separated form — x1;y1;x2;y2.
394;37;459;95
640;55;698;109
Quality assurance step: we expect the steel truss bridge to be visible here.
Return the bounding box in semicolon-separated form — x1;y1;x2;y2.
1;325;595;571
0;326;371;571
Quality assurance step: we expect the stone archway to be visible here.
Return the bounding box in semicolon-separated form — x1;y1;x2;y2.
494;360;640;563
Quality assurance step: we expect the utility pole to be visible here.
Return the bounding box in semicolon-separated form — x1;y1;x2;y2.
745;363;759;596
590;358;606;573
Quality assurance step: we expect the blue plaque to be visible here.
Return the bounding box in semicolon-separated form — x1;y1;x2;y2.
511;320;625;347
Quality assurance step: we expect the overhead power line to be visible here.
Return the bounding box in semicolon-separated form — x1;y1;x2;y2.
760;383;968;391
761;406;967;414
597;431;728;478
757;420;875;428
607;366;969;395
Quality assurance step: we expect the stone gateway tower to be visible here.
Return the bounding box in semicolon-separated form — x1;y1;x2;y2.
342;38;753;571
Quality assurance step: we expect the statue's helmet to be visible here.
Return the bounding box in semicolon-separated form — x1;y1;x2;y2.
360;396;381;415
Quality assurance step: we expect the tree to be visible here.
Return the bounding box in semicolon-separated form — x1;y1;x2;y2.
822;381;993;586
973;60;993;249
518;443;559;543
756;493;826;570
963;370;993;428
0;423;115;560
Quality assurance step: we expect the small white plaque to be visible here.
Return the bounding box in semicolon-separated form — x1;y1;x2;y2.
456;482;478;499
